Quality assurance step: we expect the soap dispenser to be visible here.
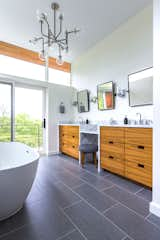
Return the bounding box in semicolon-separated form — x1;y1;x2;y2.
124;116;128;125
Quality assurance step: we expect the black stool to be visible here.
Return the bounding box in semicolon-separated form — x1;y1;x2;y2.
79;144;98;168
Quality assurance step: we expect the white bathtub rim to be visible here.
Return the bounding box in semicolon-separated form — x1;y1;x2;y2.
0;142;40;171
0;157;39;174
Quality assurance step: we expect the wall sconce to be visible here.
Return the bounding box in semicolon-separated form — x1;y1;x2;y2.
116;87;129;98
59;102;65;113
90;96;98;103
72;101;78;106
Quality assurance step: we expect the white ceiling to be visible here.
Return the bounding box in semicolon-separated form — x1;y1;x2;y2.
0;0;152;62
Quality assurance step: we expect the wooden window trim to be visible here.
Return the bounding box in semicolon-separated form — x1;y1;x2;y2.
0;41;71;73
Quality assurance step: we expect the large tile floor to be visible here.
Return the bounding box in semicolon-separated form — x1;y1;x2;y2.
0;154;159;240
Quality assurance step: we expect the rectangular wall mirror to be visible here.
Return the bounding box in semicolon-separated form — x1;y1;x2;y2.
128;67;153;107
97;81;114;110
77;90;89;113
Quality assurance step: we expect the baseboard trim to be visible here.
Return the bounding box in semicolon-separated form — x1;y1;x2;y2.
150;201;160;217
47;151;59;156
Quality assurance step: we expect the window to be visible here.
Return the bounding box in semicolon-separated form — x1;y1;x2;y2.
49;68;71;86
0;55;71;86
0;55;45;81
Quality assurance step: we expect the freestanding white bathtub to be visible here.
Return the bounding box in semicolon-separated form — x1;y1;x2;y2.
0;142;39;221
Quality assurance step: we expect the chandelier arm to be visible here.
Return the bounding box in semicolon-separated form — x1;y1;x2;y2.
40;21;48;39
53;4;57;37
55;16;63;40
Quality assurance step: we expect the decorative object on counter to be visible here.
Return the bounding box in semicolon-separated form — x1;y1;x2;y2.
77;90;90;113
29;2;80;65
124;116;128;125
97;81;115;110
59;102;65;113
116;86;129;97
109;118;117;125
85;119;89;124
128;67;153;107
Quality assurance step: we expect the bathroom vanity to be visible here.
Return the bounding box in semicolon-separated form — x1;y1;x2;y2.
59;125;80;159
100;126;152;188
59;123;152;188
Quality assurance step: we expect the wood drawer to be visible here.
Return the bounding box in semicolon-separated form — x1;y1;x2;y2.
125;144;152;166
125;128;152;146
67;145;79;159
100;127;124;143
101;151;125;176
101;142;124;155
125;161;152;187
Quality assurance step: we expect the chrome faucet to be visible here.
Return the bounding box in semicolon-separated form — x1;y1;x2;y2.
136;113;142;124
78;117;84;124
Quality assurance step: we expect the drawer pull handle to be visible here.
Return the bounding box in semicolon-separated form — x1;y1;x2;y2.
109;141;113;144
138;163;144;168
109;156;114;159
138;145;144;149
72;146;75;148
72;136;75;138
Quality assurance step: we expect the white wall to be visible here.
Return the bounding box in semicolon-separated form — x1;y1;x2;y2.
72;5;153;122
47;84;76;154
150;0;160;218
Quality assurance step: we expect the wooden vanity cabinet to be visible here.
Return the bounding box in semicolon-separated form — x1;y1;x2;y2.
59;125;79;159
100;127;152;187
125;128;152;188
100;127;125;177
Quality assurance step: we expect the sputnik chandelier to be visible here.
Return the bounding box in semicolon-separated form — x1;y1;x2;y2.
30;2;80;65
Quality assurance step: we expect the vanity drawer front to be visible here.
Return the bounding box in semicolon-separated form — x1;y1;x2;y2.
60;142;69;153
125;128;152;146
125;144;152;165
101;152;125;176
100;127;124;143
67;145;79;159
101;142;124;155
125;161;152;187
68;136;79;145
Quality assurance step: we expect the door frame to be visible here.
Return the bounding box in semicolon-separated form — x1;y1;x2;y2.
0;80;14;141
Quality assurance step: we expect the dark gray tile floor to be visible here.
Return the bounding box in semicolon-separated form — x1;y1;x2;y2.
0;154;159;240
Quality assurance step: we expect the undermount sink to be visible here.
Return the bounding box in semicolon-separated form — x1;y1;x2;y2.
80;124;98;133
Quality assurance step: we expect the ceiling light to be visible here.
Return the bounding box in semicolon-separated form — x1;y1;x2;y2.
30;2;80;65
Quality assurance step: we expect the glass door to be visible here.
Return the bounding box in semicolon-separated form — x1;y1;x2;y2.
0;82;13;142
14;84;46;152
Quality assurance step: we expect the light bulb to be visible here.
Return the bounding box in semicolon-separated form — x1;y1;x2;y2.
36;9;46;22
39;50;48;61
56;55;64;66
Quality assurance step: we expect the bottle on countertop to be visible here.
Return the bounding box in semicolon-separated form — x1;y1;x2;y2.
86;119;89;124
124;116;128;125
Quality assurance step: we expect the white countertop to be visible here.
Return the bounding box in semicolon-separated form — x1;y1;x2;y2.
58;123;152;128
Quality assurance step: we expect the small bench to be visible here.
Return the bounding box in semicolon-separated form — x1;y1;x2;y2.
79;144;98;168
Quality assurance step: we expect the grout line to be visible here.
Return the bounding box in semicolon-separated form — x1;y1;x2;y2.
60;208;88;240
134;187;144;195
145;213;151;220
116;202;149;219
100;184;115;192
55;229;76;240
0;223;29;239
145;218;160;231
63;200;83;211
60;181;129;239
72;183;86;190
103;203;120;214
